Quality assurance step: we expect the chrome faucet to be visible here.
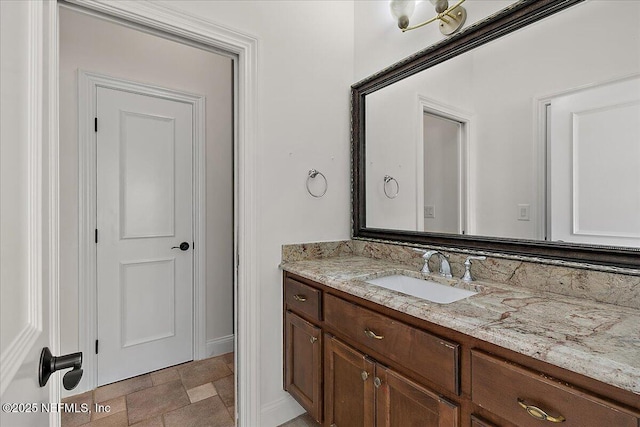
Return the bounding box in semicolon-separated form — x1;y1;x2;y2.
436;252;453;278
414;249;453;278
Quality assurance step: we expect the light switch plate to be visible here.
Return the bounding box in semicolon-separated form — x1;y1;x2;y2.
517;204;530;221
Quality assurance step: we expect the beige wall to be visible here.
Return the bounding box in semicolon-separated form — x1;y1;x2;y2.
158;2;355;423
59;6;233;371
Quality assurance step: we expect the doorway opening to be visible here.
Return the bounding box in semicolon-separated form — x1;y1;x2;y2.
416;96;469;235
58;3;239;424
421;112;465;234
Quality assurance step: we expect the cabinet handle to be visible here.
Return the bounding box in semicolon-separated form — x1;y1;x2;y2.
309;336;317;344
361;371;369;381
364;328;384;340
374;377;382;388
517;398;566;423
292;294;307;302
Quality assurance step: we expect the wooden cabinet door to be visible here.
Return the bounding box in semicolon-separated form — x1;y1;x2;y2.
375;365;459;427
325;334;376;427
284;311;323;423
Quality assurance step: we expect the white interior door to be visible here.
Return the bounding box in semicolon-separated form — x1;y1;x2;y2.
549;76;640;247
96;87;194;386
1;1;55;425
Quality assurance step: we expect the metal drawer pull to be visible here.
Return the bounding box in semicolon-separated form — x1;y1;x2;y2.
309;336;317;344
364;328;384;340
361;371;369;381
517;398;566;423
292;294;307;302
374;377;382;388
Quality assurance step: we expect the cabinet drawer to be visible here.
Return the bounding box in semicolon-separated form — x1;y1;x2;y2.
324;293;459;395
285;277;322;322
470;415;497;427
471;350;639;427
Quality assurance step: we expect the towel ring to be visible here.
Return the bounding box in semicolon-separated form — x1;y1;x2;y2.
383;175;399;199
306;169;328;198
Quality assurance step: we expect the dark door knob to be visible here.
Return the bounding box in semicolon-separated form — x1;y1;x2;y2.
171;242;190;251
39;347;83;390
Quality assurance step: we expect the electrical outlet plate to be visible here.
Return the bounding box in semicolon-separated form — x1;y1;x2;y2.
424;205;435;219
517;204;530;221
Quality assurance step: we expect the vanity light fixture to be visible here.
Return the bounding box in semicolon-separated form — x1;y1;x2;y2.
390;0;467;35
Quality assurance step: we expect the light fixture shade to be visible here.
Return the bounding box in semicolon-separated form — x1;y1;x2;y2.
390;0;416;29
429;0;449;13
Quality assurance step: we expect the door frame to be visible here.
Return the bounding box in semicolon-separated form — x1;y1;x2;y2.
56;1;260;425
78;71;206;390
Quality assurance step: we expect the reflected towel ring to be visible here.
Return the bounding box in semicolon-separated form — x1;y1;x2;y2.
306;169;328;198
383;175;399;199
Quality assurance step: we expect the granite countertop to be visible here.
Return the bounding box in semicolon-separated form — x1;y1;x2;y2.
280;255;640;396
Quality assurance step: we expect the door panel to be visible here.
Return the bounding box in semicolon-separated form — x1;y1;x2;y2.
96;87;193;386
0;1;53;425
549;76;640;247
120;259;176;347
120;111;176;238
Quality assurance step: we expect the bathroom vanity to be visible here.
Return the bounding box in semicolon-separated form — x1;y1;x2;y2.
284;0;640;424
281;247;640;427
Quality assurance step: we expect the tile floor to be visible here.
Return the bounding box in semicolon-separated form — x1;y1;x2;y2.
62;352;235;427
277;413;320;427
62;352;321;427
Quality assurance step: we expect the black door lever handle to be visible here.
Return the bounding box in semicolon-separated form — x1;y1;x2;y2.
171;242;190;251
39;347;83;390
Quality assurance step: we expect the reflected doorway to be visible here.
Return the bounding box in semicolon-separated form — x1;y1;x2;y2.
419;109;468;235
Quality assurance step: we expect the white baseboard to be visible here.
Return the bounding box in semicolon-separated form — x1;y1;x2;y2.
261;394;305;427
63;335;235;399
205;334;234;358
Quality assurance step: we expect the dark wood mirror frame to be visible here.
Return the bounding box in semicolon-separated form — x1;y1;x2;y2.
352;0;640;269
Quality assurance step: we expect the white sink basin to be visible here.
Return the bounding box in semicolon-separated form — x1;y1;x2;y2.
366;274;477;304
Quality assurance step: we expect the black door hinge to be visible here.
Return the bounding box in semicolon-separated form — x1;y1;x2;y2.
95;229;98;243
94;117;98;132
95;340;99;354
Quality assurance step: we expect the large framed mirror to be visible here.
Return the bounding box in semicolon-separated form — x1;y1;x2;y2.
352;0;640;269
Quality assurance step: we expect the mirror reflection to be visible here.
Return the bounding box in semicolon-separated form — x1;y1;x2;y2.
365;0;640;248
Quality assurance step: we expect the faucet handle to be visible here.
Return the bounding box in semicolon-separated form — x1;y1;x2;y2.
462;256;486;282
